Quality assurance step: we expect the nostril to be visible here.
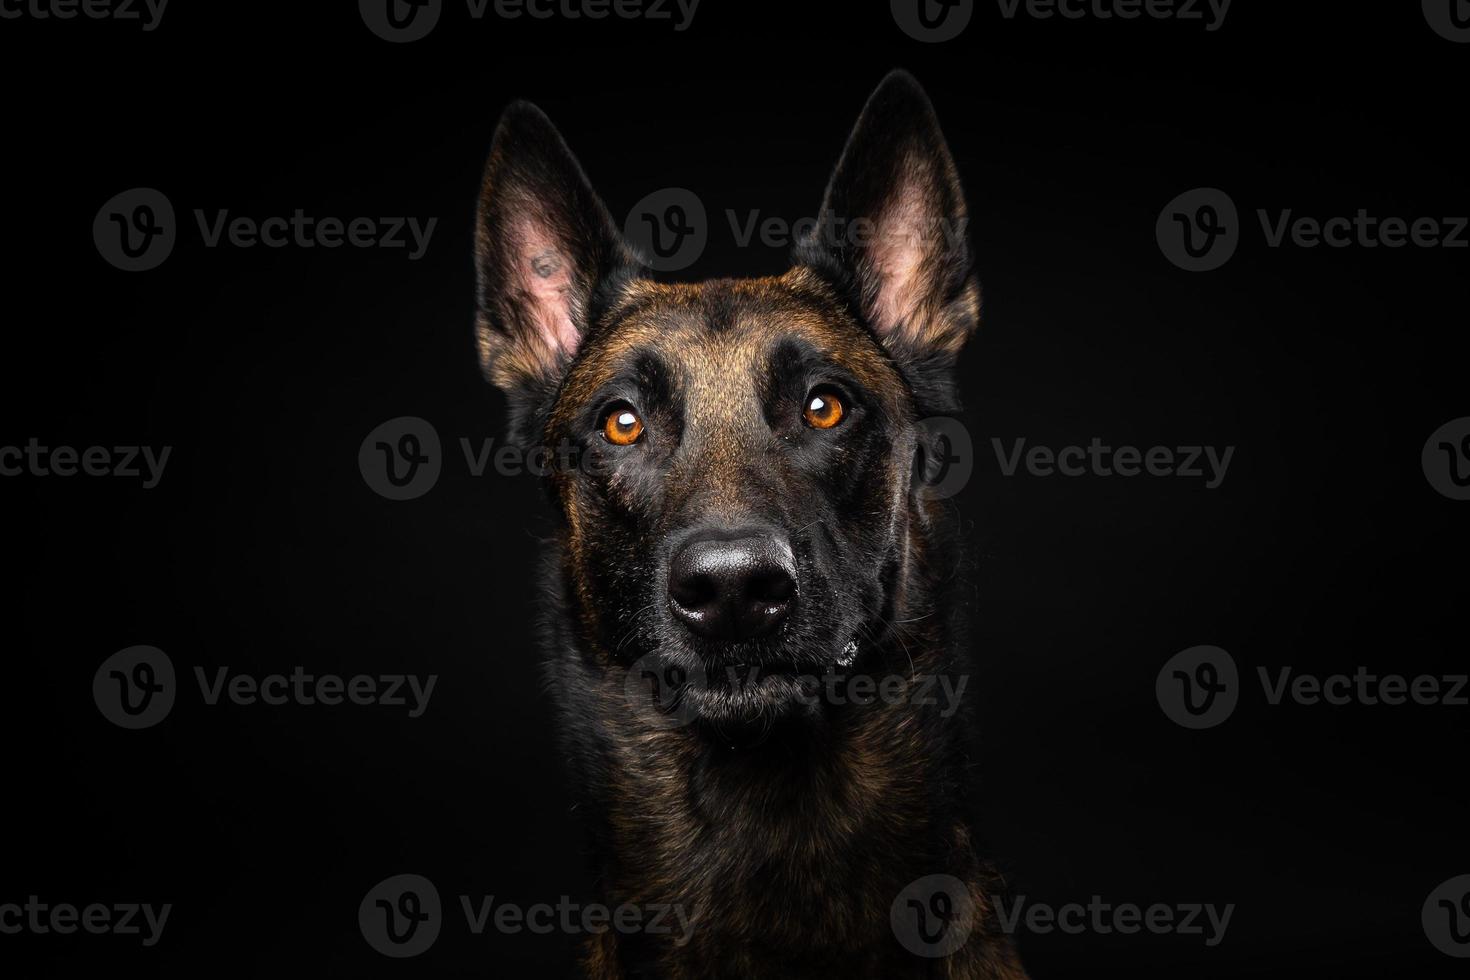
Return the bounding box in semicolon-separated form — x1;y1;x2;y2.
670;572;717;612
747;568;796;606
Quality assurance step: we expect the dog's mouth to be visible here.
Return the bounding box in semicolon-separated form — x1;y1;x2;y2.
624;637;867;731
685;666;814;724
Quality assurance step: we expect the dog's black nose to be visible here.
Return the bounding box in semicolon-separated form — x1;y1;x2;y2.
667;529;797;641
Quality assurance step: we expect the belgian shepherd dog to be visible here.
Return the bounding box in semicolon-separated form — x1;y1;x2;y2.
473;70;1027;979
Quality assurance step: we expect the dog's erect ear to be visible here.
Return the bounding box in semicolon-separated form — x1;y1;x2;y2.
792;71;978;366
475;102;641;399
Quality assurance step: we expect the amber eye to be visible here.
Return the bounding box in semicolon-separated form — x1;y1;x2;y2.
803;390;846;430
603;405;645;445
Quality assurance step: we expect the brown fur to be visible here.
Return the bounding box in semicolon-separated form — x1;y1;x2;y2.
474;72;1028;978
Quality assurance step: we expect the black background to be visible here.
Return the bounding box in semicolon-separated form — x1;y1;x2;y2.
2;1;1466;976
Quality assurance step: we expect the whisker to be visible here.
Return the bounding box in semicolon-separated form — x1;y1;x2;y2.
791;519;822;539
615;603;657;652
891;612;935;626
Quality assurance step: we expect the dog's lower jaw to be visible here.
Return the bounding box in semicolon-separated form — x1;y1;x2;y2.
549;636;1027;979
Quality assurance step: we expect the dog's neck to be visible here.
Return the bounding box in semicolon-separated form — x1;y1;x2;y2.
545;513;1024;977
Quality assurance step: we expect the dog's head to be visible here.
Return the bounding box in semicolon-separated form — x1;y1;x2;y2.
474;72;977;725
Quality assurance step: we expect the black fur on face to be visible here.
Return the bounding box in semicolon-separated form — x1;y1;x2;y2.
475;69;979;729
543;274;922;726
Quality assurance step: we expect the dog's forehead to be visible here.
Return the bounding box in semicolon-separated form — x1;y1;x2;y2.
561;272;902;409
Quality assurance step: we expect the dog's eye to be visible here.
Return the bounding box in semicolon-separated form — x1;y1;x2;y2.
602;405;645;446
803;390;846;430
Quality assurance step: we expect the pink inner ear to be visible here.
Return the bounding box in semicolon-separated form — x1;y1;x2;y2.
514;218;580;357
868;158;940;342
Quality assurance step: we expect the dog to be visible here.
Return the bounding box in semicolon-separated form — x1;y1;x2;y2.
473;70;1028;979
